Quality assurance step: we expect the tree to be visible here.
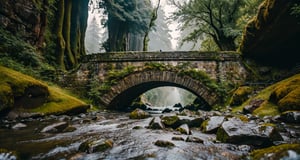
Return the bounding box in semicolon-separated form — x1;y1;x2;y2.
54;0;89;70
98;0;153;51
171;0;252;51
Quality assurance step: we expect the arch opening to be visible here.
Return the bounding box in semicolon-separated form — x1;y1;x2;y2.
106;81;210;111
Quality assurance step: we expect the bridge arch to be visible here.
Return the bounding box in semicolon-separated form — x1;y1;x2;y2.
100;70;219;109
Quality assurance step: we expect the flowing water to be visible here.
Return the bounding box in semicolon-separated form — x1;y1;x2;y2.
0;111;252;160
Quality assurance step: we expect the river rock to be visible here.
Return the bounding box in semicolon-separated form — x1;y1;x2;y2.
201;116;225;133
41;122;68;133
161;115;180;128
79;139;113;153
189;117;205;128
176;124;191;135
172;136;184;141
280;111;300;123
162;108;172;113
186;136;204;143
154;140;175;148
11;123;27;130
148;117;165;129
129;108;150;119
216;118;283;147
173;103;183;108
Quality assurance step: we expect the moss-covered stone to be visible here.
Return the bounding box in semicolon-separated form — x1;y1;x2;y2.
270;75;300;112
129;108;150;119
230;86;253;106
161;115;180;128
250;143;300;160
0;66;88;116
79;139;114;153
154;140;175;148
234;74;300;117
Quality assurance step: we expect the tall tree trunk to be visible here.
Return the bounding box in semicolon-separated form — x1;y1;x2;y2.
56;0;66;70
63;0;75;69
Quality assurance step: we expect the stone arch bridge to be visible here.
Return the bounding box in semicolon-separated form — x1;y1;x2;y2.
61;51;248;109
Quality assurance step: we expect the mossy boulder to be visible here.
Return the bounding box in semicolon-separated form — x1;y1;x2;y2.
270;75;300;112
0;66;89;117
161;115;180;128
0;66;49;111
250;143;300;160
79;139;113;153
234;74;300;117
129;108;150;119
216;118;282;147
230;86;253;106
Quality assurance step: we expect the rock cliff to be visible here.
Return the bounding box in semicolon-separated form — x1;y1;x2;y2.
240;0;300;67
0;0;47;48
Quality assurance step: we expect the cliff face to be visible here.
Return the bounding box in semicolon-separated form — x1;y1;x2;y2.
240;0;300;67
0;0;47;48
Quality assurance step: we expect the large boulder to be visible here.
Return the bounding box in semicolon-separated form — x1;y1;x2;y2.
217;118;283;147
161;115;181;128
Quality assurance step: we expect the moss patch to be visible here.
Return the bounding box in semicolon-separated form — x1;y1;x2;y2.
233;74;300;117
230;86;253;106
0;66;87;115
250;143;300;160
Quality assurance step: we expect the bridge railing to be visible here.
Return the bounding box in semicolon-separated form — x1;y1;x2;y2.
81;51;241;62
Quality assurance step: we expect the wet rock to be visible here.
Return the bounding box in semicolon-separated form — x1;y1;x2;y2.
161;115;180;128
11;123;27;130
176;124;191;135
173;103;183;108
201;116;225;133
129;108;150;119
171;136;184;141
189;117;205;128
41;122;69;133
63;125;76;132
162;108;172;113
79;139;113;153
132;126;143;130
69;153;86;160
280;111;300;123
148;117;165;130
0;149;18;160
216;118;283;147
243;99;265;114
154;140;175;148
186;136;204;143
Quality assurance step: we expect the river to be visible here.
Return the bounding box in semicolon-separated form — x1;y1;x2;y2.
0;110;253;160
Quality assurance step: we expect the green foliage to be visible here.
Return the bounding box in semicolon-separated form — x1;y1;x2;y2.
291;4;300;18
0;27;55;79
171;0;260;51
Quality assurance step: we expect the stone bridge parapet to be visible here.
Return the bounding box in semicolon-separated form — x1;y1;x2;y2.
62;51;248;109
